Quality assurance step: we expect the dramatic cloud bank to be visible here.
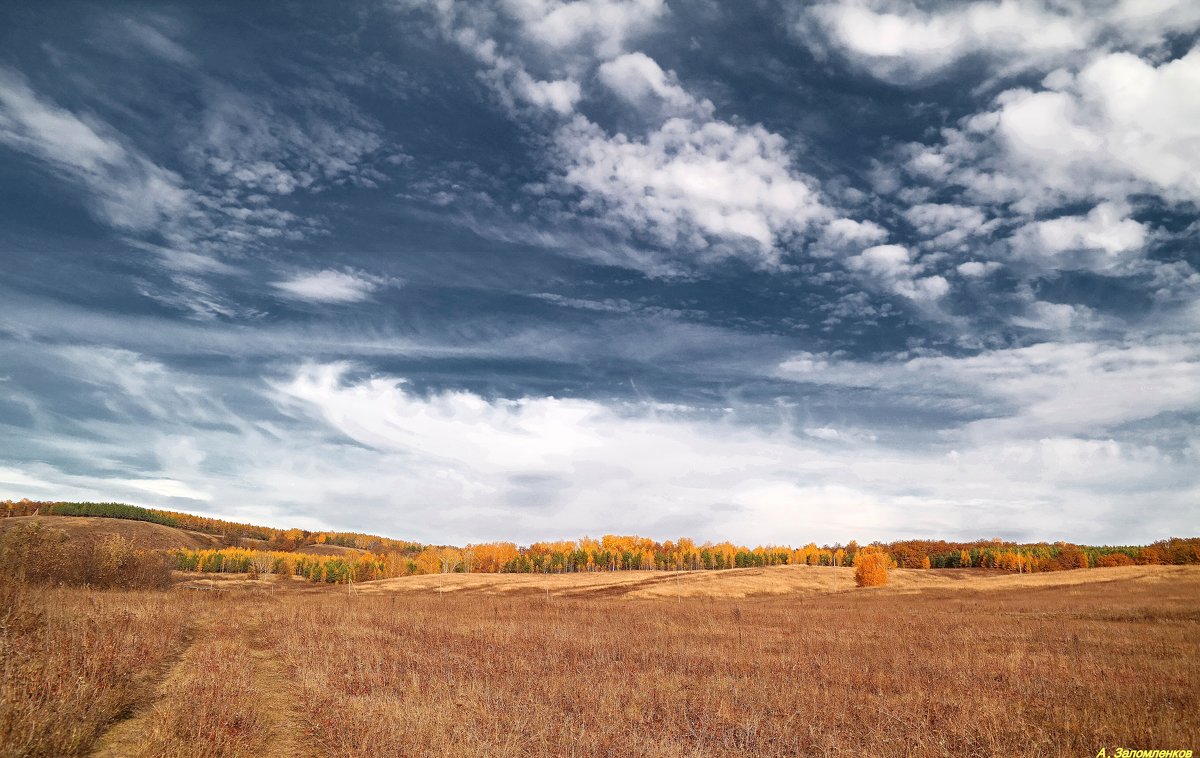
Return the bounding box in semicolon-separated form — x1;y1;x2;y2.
0;0;1195;544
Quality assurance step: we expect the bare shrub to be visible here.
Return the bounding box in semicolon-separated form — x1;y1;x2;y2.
0;522;172;589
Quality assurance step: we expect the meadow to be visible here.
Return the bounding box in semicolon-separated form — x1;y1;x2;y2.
3;563;1198;757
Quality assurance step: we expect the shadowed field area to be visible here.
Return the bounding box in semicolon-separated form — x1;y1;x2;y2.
1;565;1197;756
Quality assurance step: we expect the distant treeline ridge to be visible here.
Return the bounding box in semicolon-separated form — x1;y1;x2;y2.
5;499;1199;584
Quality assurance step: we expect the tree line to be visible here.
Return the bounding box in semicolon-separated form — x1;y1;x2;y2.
7;500;1199;584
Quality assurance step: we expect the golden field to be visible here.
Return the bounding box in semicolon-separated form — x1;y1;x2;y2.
2;564;1198;757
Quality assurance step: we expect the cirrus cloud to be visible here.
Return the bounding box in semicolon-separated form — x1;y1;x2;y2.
272;269;394;304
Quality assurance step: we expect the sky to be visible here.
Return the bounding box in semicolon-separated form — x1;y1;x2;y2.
0;0;1197;547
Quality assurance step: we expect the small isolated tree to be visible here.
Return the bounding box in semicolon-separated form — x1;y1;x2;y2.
853;550;889;587
920;555;932;570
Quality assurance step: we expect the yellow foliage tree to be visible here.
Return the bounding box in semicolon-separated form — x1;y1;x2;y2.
853;550;889;587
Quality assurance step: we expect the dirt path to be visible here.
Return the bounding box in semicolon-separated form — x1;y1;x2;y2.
89;615;209;758
241;617;314;758
90;607;314;757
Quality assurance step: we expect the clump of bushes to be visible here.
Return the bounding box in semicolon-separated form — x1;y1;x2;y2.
0;521;172;589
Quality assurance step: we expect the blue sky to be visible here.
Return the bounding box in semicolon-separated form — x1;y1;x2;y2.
0;0;1197;545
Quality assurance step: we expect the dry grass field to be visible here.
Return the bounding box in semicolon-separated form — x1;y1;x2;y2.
2;565;1198;757
0;516;223;552
356;561;1198;599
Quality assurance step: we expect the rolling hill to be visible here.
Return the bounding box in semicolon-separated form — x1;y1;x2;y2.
0;515;224;551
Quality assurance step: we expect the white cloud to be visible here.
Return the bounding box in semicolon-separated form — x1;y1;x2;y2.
779;338;1200;440
908;49;1200;212
198;86;386;194
903;203;996;250
597;52;714;118
272;269;392;304
0;70;268;318
892;46;1198;284
554;116;829;267
513;73;582;114
114;477;212;501
118;18;195;65
465;43;583;115
265;362;1200;542
847;244;950;300
1012;201;1148;270
0;65;392;318
2;340;1197;545
502;0;667;59
799;0;1087;84
6;351;1195;545
956;260;1001;277
795;0;1200;85
411;0;893;274
1008;300;1093;331
820;217;889;248
418;0;664;116
0;67;191;231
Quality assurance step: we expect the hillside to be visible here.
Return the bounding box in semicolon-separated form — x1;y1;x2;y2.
293;543;366;557
0;515;224;551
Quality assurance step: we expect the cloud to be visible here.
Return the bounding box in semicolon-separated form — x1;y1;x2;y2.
0;63;393;318
0;67;267;319
847;244;950;300
799;0;1087;84
272;269;393;304
1011;201;1148;270
1008;300;1093;332
903;203;996;251
956;260;1001;277
411;0;859;272
794;0;1200;85
0;67;191;231
906;48;1200;212
114;477;212;501
198;85;387;194
819;217;889;249
467;45;583;115
118;18;195;65
4;350;1195;545
509;0;667;59
597;52;714;118
888;46;1198;287
779;338;1200;440
554;116;829;267
415;0;665;116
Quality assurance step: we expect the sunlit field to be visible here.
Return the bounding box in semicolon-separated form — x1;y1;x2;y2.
3;565;1198;757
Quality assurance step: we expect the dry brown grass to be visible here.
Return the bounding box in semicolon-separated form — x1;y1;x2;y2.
0;582;195;758
264;569;1200;756
92;592;310;758
0;516;221;552
354;562;1197;599
2;565;1198;756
